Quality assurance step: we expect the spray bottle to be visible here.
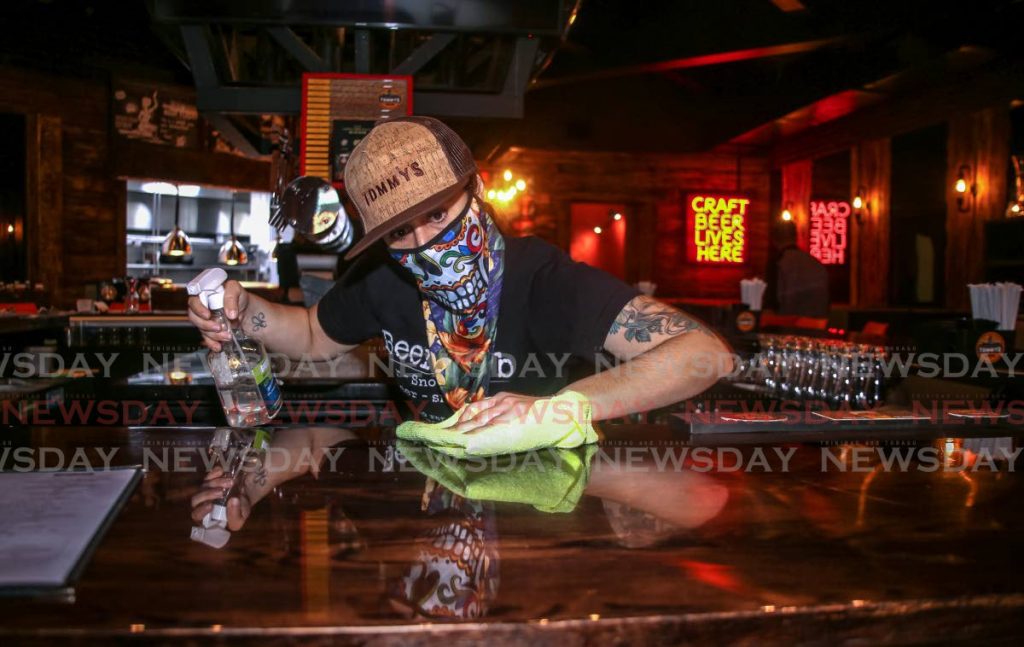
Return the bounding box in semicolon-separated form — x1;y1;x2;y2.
187;268;282;427
191;427;273;549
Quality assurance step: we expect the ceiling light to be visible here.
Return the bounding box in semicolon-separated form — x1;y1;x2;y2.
141;181;179;195
218;195;248;266
160;187;192;260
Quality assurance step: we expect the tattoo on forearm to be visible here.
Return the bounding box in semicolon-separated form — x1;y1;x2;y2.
610;296;709;343
251;311;268;330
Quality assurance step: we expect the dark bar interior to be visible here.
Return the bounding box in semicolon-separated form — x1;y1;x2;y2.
1;1;1022;644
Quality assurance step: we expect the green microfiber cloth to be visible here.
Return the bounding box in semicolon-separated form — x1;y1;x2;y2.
397;440;597;513
396;390;599;458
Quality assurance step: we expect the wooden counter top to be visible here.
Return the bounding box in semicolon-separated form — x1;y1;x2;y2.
0;423;1021;643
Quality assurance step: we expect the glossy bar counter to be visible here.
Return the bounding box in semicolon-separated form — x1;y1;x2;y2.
1;421;1022;645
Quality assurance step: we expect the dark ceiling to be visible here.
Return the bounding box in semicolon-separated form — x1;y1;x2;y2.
2;0;1024;155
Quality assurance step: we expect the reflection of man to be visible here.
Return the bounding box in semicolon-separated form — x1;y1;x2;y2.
190;427;729;619
767;221;829;318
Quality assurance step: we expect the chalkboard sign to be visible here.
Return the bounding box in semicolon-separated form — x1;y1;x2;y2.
112;80;200;148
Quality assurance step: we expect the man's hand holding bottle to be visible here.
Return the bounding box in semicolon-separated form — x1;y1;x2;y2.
187;279;250;351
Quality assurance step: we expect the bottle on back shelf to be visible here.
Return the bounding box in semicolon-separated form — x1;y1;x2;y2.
186;268;282;427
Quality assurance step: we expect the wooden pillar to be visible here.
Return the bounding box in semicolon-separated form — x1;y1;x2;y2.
850;138;891;307
781;159;812;248
945;107;1010;310
25;114;63;306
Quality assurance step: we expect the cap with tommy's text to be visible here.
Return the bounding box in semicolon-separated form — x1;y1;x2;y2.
343;116;477;260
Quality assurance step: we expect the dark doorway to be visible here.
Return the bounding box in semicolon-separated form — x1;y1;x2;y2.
890;124;947;306
0;113;27;282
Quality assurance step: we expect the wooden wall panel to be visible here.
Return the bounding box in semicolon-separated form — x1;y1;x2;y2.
781;159;812;248
850;138;891;307
2;64;271;307
25;114;63;304
112;141;272;192
492;147;772;298
945;107;1010;310
3;66;119;306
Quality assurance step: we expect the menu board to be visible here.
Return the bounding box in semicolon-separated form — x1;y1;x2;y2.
329;120;375;183
300;74;413;183
0;469;141;592
112;80;200;148
685;193;748;264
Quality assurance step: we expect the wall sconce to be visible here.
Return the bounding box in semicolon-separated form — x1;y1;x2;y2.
955;165;976;212
780;202;793;221
852;186;868;224
486;169;528;204
593;209;625;235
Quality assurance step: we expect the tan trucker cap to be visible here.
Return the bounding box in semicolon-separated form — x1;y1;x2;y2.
342;116;477;260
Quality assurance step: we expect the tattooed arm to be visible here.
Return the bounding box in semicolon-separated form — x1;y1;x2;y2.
187;281;355;360
563;296;734;420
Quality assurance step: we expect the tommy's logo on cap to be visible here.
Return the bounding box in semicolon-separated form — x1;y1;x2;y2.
363;162;424;205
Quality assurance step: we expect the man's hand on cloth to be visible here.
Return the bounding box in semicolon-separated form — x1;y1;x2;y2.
396;391;598;457
451;392;546;434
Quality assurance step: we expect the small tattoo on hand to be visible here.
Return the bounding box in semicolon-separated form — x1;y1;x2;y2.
251;312;268;330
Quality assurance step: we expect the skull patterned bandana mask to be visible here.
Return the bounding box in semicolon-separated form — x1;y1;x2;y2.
390;195;489;313
390;194;505;411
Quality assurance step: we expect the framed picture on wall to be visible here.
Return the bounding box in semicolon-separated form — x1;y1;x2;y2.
683;192;749;265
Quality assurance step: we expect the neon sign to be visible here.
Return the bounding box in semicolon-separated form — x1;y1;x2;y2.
808;200;849;265
685;193;748;264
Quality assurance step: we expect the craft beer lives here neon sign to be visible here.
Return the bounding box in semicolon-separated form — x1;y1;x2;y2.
808;200;849;265
686;193;748;264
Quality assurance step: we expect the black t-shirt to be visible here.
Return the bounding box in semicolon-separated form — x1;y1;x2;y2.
317;237;639;422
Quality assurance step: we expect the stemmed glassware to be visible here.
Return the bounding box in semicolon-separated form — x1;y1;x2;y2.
749;334;886;408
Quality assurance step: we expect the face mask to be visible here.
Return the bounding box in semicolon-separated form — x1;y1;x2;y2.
390;196;495;313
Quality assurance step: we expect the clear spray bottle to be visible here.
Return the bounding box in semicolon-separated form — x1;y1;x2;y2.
190;427;273;549
187;268;282;427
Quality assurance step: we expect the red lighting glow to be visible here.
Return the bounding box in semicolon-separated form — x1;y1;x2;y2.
685;193;748;264
808;200;849;265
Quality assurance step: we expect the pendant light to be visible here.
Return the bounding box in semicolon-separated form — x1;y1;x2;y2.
161;184;192;259
218;193;248;266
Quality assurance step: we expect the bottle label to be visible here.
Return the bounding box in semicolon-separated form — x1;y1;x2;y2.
251;357;282;416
